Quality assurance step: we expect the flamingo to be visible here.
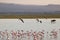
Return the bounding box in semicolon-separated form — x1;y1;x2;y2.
17;30;21;40
1;31;6;40
32;31;38;40
26;31;32;40
5;30;10;40
20;30;25;40
37;30;45;40
37;31;41;40
11;30;17;40
50;29;58;40
39;31;44;40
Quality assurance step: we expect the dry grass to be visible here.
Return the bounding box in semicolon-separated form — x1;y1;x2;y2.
0;14;60;18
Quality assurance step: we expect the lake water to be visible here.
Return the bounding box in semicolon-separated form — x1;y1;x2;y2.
0;18;60;40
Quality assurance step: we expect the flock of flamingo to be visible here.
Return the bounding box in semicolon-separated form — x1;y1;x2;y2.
0;29;60;40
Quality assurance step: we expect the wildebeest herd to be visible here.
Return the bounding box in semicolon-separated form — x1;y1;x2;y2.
19;18;56;23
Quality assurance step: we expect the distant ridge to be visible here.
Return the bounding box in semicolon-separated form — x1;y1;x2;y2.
0;3;60;12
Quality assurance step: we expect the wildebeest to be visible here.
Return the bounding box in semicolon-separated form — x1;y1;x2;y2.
51;19;56;23
40;20;42;23
36;18;40;22
19;18;24;23
36;18;42;23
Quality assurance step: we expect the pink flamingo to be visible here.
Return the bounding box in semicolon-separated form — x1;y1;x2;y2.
17;30;21;40
5;30;10;40
38;31;44;40
20;30;25;40
50;29;58;40
11;30;17;40
37;31;41;40
40;30;45;40
26;31;32;40
1;31;6;40
32;31;38;40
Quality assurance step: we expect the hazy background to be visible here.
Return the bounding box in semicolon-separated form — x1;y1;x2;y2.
0;0;60;5
0;0;60;14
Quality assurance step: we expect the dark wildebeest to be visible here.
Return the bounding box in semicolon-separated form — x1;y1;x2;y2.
40;20;42;23
36;18;42;23
51;19;56;23
36;18;40;22
19;18;24;23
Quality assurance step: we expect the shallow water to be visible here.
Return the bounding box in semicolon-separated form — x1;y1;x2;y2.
0;18;60;40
